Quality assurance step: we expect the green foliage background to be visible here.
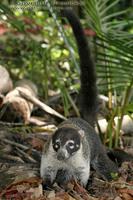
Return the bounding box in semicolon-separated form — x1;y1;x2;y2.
0;0;132;147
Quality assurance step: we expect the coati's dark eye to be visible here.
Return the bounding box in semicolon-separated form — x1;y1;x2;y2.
55;142;60;148
68;142;75;149
53;139;61;151
66;139;80;154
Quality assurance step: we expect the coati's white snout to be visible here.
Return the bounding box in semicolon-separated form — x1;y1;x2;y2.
57;148;70;160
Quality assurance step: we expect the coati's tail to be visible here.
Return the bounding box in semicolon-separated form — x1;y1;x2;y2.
64;10;97;127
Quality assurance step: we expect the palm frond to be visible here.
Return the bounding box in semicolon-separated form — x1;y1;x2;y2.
82;0;131;31
94;31;133;92
82;0;133;146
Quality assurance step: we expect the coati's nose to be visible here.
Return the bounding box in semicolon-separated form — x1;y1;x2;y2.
57;153;65;160
57;149;68;160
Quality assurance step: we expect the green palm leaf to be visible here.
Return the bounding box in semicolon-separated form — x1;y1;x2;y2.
81;0;133;147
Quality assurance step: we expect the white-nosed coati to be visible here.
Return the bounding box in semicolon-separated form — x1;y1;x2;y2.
40;10;119;188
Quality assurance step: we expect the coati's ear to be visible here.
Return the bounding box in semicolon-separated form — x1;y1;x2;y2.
78;130;84;137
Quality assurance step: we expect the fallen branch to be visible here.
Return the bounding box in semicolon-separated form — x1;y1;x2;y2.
0;154;25;163
0;138;29;150
0;138;41;162
15;147;37;163
18;88;67;121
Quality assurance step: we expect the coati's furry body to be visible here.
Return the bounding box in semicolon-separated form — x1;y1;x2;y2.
41;118;119;187
41;121;90;187
40;10;119;188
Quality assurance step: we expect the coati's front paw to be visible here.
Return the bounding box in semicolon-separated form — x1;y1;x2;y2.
55;169;74;186
42;175;53;188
